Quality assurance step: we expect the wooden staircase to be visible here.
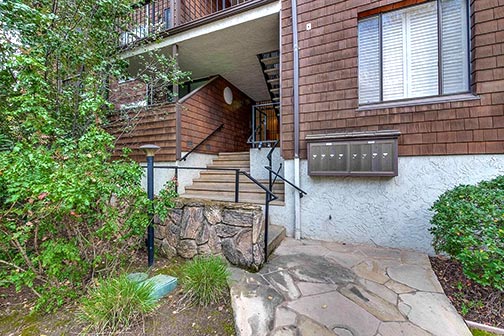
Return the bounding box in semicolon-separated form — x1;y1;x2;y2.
181;151;285;205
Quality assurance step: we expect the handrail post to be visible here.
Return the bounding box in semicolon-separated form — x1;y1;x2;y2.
151;0;156;34
264;191;270;262
268;163;272;192
235;170;240;203
139;144;160;268
252;105;256;147
174;166;179;194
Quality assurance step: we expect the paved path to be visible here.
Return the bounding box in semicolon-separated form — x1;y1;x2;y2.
229;238;471;336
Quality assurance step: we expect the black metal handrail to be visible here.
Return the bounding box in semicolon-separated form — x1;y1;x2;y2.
266;140;279;191
144;165;277;261
123;0;257;46
265;166;307;198
180;123;224;162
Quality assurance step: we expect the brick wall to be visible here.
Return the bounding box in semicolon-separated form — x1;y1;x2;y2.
109;78;147;109
107;103;177;162
280;0;504;159
180;76;252;154
107;76;252;161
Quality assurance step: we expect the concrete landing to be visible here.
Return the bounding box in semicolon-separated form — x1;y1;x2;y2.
229;238;471;336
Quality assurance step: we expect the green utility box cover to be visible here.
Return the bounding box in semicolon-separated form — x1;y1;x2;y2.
126;272;148;283
143;274;178;300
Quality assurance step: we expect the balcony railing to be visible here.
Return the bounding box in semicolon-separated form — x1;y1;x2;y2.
120;0;252;46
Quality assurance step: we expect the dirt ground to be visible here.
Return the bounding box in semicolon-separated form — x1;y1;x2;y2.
0;256;236;336
430;256;503;328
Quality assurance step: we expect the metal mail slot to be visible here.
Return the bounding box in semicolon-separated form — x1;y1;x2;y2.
308;137;398;177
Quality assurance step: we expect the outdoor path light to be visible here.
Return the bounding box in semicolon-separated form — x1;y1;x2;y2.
139;144;160;267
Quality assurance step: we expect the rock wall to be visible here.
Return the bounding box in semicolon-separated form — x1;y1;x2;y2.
154;198;265;270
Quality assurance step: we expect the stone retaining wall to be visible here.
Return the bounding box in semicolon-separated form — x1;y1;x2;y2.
154;198;265;270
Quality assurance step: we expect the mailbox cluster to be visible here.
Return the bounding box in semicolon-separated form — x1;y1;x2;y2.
307;131;400;177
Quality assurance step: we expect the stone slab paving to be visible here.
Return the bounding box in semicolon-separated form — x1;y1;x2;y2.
229;238;471;336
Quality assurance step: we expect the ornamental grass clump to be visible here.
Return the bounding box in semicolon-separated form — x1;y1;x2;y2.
79;275;158;333
180;255;230;306
430;175;504;290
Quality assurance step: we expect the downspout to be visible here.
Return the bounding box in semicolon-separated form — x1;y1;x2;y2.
290;0;301;240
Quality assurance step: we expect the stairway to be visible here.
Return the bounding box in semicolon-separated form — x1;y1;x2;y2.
258;51;280;106
181;151;287;256
181;151;284;205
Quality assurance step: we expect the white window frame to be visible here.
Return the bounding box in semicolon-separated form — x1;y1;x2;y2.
358;0;471;106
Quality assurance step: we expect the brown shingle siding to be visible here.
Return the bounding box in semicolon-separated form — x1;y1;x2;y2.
281;0;504;160
179;76;252;155
107;103;178;162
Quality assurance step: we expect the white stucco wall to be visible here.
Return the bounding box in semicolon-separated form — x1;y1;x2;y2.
249;148;284;180
141;152;217;195
271;154;504;253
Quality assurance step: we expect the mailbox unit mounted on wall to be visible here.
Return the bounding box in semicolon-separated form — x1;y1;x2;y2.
306;130;400;177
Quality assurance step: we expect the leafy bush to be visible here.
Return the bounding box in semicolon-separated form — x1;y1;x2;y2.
0;0;183;312
180;256;230;306
0;129;155;311
79;275;158;333
430;176;504;290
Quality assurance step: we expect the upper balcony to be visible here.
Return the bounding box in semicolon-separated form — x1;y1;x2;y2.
120;0;273;47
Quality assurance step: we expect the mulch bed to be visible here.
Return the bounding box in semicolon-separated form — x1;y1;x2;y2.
430;256;503;328
0;255;236;335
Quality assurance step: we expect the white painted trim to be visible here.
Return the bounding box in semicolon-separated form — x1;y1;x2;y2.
465;321;504;335
120;1;281;59
357;93;480;111
294;157;301;240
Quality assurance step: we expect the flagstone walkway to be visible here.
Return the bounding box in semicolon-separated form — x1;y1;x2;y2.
229;238;472;336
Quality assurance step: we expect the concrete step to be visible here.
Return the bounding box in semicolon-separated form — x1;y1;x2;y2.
199;170;248;176
183;188;284;199
186;183;284;194
179;193;285;206
198;171;247;179
264;67;279;75
192;178;284;186
215;154;250;161
218;151;249;156
261;55;279;64
197;174;272;182
267;224;286;257
207;164;250;169
211;160;250;166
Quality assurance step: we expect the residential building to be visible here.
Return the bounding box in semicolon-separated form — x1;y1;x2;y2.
109;0;504;253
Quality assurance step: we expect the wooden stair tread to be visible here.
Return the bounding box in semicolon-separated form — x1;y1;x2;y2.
179;193;285;206
186;186;284;195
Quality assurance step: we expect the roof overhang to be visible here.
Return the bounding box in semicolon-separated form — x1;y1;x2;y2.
121;1;280;101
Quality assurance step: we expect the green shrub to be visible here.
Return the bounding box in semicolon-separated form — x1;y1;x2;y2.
0;0;185;312
180;256;230;306
430;175;504;290
79;275;158;333
0;129;179;311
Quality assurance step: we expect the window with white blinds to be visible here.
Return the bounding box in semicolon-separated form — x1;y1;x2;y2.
358;0;469;105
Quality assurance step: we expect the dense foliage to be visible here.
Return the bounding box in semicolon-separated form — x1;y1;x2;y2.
0;0;183;311
180;255;230;306
430;176;504;290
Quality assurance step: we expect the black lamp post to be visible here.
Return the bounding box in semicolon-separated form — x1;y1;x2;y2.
139;144;160;267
